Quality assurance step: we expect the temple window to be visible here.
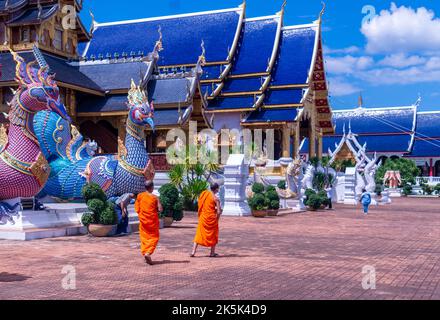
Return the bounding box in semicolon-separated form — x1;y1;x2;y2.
21;27;30;42
66;38;74;54
54;29;63;50
42;29;50;46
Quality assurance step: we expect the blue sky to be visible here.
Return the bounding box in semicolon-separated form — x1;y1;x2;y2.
80;0;440;111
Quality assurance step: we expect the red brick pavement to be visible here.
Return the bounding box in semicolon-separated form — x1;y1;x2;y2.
0;197;440;300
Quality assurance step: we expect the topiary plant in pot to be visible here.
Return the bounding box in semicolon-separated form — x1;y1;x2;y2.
266;187;280;216
159;183;184;227
81;183;118;237
248;183;268;218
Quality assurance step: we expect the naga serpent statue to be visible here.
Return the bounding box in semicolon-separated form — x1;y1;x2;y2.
0;50;70;222
34;80;155;200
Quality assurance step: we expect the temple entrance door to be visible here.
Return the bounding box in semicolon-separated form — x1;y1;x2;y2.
80;120;118;154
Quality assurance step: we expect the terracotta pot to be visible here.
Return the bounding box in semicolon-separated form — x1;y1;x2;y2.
88;224;117;237
163;216;174;227
267;209;279;217
252;210;267;218
307;206;318;212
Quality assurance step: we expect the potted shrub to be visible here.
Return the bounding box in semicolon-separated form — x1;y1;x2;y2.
81;183;118;237
159;183;184;227
304;189;327;211
248;183;268;217
266;186;280;216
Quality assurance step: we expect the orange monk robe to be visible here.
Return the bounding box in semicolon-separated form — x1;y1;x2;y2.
135;192;160;255
194;190;219;247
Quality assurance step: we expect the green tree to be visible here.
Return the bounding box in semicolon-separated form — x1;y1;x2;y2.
376;158;420;187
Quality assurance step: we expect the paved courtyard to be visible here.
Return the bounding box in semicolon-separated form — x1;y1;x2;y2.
1;197;440;300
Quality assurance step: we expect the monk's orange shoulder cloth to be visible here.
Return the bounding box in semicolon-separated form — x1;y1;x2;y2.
194;190;219;247
135;192;160;255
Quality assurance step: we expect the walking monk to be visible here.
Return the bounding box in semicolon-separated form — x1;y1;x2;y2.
135;180;163;265
191;183;222;257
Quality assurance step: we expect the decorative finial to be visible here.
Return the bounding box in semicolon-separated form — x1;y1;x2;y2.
342;122;346;135
195;39;206;73
320;1;326;19
358;92;363;108
199;39;206;64
277;0;287;16
414;94;422;108
239;0;246;9
89;10;97;34
37;0;43;19
5;0;9;8
348;120;352;134
154;26;163;53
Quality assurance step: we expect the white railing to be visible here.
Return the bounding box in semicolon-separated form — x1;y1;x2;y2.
416;177;440;186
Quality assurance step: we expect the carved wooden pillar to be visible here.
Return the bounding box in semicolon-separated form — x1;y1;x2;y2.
282;125;291;159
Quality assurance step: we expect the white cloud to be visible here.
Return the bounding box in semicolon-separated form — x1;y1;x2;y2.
378;54;426;68
326;55;374;74
328;77;360;97
361;3;440;54
323;45;360;55
359;65;440;85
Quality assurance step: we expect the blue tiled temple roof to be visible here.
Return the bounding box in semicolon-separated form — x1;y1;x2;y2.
0;52;102;92
77;95;127;113
7;4;58;25
148;77;195;105
408;112;440;158
207;96;257;111
244;108;298;123
264;89;303;106
409;139;440;158
270;25;317;86
230;16;280;75
78;60;153;91
200;65;225;80
77;94;188;126
332;107;417;135
300;134;414;155
299;106;420;155
414;112;440;139
222;77;264;93
83;8;243;66
0;0;25;11
153;108;190;126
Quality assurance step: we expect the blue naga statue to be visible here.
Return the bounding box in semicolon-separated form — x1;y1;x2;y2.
34;80;155;200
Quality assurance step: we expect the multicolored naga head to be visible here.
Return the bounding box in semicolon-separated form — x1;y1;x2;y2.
10;50;70;121
127;79;155;130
